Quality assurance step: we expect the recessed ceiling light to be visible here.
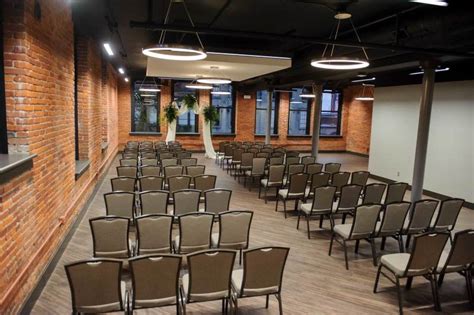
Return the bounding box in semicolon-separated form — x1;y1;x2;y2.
185;83;213;90
124;77;129;82
409;0;448;6
118;68;125;74
140;94;155;97
211;91;231;95
334;12;352;20
409;67;450;76
103;43;114;56
139;88;161;92
351;77;376;83
290;101;303;104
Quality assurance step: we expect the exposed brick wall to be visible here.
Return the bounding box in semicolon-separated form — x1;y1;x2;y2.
0;0;120;312
117;85;372;153
345;86;373;155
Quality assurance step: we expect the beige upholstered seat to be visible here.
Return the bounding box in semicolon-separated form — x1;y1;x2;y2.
259;164;285;204
138;176;164;191
65;259;126;314
174;212;214;254
139;190;169;215
172;189;200;216
140;165;161;176
374;232;450;314
89;216;131;259
110;177;136;192
136;214;173;254
181;250;236;313
329;204;381;269
212;211;253;263
116;166;137;177
129;255;183;312
104;192;135;220
232;247;289;315
204;189;232;214
276;173;308;218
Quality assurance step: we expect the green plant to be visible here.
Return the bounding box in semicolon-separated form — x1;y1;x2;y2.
203;105;219;125
163;103;178;124
182;93;197;110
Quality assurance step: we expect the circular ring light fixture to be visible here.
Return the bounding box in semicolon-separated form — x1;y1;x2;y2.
142;44;207;61
185;83;213;90
300;94;316;98
197;77;232;84
211;91;231;95
354;96;374;101
311;57;369;70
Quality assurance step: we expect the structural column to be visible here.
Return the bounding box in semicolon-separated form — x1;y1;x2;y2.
265;88;273;145
311;84;323;157
411;62;436;203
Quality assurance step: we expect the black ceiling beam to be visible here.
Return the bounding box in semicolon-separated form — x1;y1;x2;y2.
207;0;231;27
129;21;474;58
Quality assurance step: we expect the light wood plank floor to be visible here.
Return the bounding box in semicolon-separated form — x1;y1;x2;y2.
30;153;474;314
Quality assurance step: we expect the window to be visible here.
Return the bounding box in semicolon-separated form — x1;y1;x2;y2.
255;90;279;135
288;88;311;135
132;82;160;133
210;85;234;134
173;81;198;133
320;90;342;136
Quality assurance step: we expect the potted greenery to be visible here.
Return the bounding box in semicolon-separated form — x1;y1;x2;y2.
163;102;178;124
182;93;197;111
202;104;219;126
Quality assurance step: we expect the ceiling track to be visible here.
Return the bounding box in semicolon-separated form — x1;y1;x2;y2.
129;21;474;59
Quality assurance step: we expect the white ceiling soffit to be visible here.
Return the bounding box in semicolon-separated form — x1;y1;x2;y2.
146;52;292;82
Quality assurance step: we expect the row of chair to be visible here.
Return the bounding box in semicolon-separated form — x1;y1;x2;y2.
116;163;204;178
66;246;290;314
112;174;216;193
90;211;253;259
104;188;232;219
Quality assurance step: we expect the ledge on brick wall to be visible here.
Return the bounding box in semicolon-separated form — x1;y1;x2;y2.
176;132;200;136
129;132;162;136
101;142;109;151
287;134;312;138
254;134;279;138
75;160;90;180
212;133;236;137
0;153;37;184
320;135;343;139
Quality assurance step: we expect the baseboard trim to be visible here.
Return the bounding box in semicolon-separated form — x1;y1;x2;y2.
369;174;474;210
20;152;119;313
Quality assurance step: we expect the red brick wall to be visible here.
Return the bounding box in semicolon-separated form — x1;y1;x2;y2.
117;85;371;153
0;0;120;312
345;86;374;155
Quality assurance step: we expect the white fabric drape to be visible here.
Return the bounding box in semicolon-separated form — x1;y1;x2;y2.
165;101;216;159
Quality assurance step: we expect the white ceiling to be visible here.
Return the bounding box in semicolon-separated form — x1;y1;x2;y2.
146;52;292;82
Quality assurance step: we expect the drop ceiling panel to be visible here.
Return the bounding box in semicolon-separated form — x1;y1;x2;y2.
146;52;292;82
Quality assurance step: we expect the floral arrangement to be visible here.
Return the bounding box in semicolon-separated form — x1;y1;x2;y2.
202;105;219;125
163;102;178;124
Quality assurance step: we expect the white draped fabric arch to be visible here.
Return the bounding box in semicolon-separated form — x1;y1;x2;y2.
165;101;217;159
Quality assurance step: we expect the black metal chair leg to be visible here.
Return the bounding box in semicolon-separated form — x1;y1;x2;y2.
380;237;386;250
370;238;377;266
374;264;383;293
354;240;360;253
437;272;445;286
296;211;301;229
405;276;413;290
319;215;323;228
396;277;404;315
343;240;349;270
328;234;334;255
283;200;287;218
405;234;411;249
264;186;268;204
265;295;269;308
276;293;283;315
431;273;442;312
306;216;311;239
275;197;279;212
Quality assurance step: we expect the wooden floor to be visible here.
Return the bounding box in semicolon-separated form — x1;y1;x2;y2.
30;153;474;315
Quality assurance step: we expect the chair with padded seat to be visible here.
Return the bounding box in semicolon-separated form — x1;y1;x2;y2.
172;189;201;217
231;247;290;315
174;212;214;254
384;182;408;206
138;176;164;191
372;202;411;253
402;199;439;248
275;173;308;218
135;214;173;255
138;190;169;215
362;183;386;205
89;216;131;259
259;165;285;204
329;204;382;269
373;232;449;314
140;165;161;177
104;192;136;221
324;163;341;174
204;189;232;215
430;198;465;241
116;166;137;178
111;177;136;192
65;259;127;315
305;172;331;200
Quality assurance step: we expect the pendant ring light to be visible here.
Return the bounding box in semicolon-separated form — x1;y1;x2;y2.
311;12;370;70
299;86;316;98
142;0;207;61
197;66;232;85
138;76;161;93
354;83;374;101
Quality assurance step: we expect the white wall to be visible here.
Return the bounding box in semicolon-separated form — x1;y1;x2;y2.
369;80;474;203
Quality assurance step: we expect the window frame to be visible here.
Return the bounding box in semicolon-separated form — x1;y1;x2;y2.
209;85;236;135
171;80;199;134
254;90;279;135
287;89;312;136
320;90;343;136
131;81;161;134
